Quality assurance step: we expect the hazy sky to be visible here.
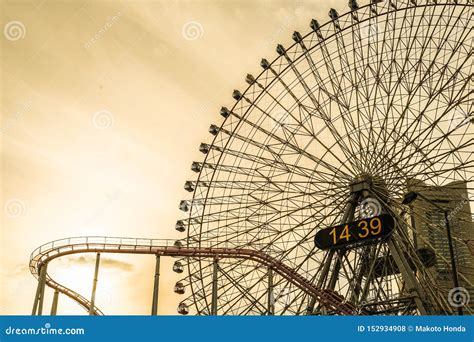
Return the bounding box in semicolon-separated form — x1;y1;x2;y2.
1;0;350;315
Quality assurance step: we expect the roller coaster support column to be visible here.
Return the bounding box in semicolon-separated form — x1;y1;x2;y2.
387;239;429;315
267;268;275;315
32;263;48;315
50;290;59;315
89;253;101;315
151;255;161;315
211;258;218;315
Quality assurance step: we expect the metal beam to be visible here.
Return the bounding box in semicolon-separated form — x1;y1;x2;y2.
211;258;218;315
38;264;48;315
387;239;428;315
307;192;359;314
50;290;59;315
89;253;101;315
151;255;161;315
326;193;359;291
267;268;274;315
32;264;47;315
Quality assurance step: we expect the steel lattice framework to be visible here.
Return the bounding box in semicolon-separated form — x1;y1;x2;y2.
29;237;360;315
175;0;473;316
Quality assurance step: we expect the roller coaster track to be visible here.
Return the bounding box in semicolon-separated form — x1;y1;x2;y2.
30;236;359;315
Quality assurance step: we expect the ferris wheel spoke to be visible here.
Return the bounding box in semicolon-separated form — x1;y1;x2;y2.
384;10;470;160
194;180;348;221
243;82;359;178
373;57;471;180
382;100;472;183
193;188;350;251
312;36;365;169
388;48;472;173
352;6;396;165
219;265;268;315
367;4;452;166
297;27;362;145
298;29;368;168
262;191;350;257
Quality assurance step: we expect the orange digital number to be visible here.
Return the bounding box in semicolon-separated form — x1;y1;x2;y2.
330;224;351;245
358;220;369;238
370;217;382;235
340;224;350;241
330;227;337;244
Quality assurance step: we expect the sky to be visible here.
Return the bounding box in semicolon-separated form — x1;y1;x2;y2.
0;0;350;315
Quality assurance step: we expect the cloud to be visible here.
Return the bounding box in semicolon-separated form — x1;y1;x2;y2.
64;255;133;271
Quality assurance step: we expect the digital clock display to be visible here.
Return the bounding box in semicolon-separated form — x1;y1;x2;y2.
314;214;395;250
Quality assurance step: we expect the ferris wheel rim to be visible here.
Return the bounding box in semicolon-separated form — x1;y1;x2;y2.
179;0;473;316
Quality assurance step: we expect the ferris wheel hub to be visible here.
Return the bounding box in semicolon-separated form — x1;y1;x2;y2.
350;174;389;202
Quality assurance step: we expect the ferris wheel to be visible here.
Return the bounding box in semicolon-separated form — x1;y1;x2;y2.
174;0;473;315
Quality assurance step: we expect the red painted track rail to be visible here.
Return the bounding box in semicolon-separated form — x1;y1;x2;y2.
30;236;358;315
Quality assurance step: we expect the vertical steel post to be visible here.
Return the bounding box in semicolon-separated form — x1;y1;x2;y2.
326;193;358;290
37;263;48;315
307;192;359;314
211;258;218;315
89;253;101;315
50;290;59;315
444;211;462;315
387;239;428;315
32;264;47;315
267;268;274;315
151;255;161;315
409;205;418;249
